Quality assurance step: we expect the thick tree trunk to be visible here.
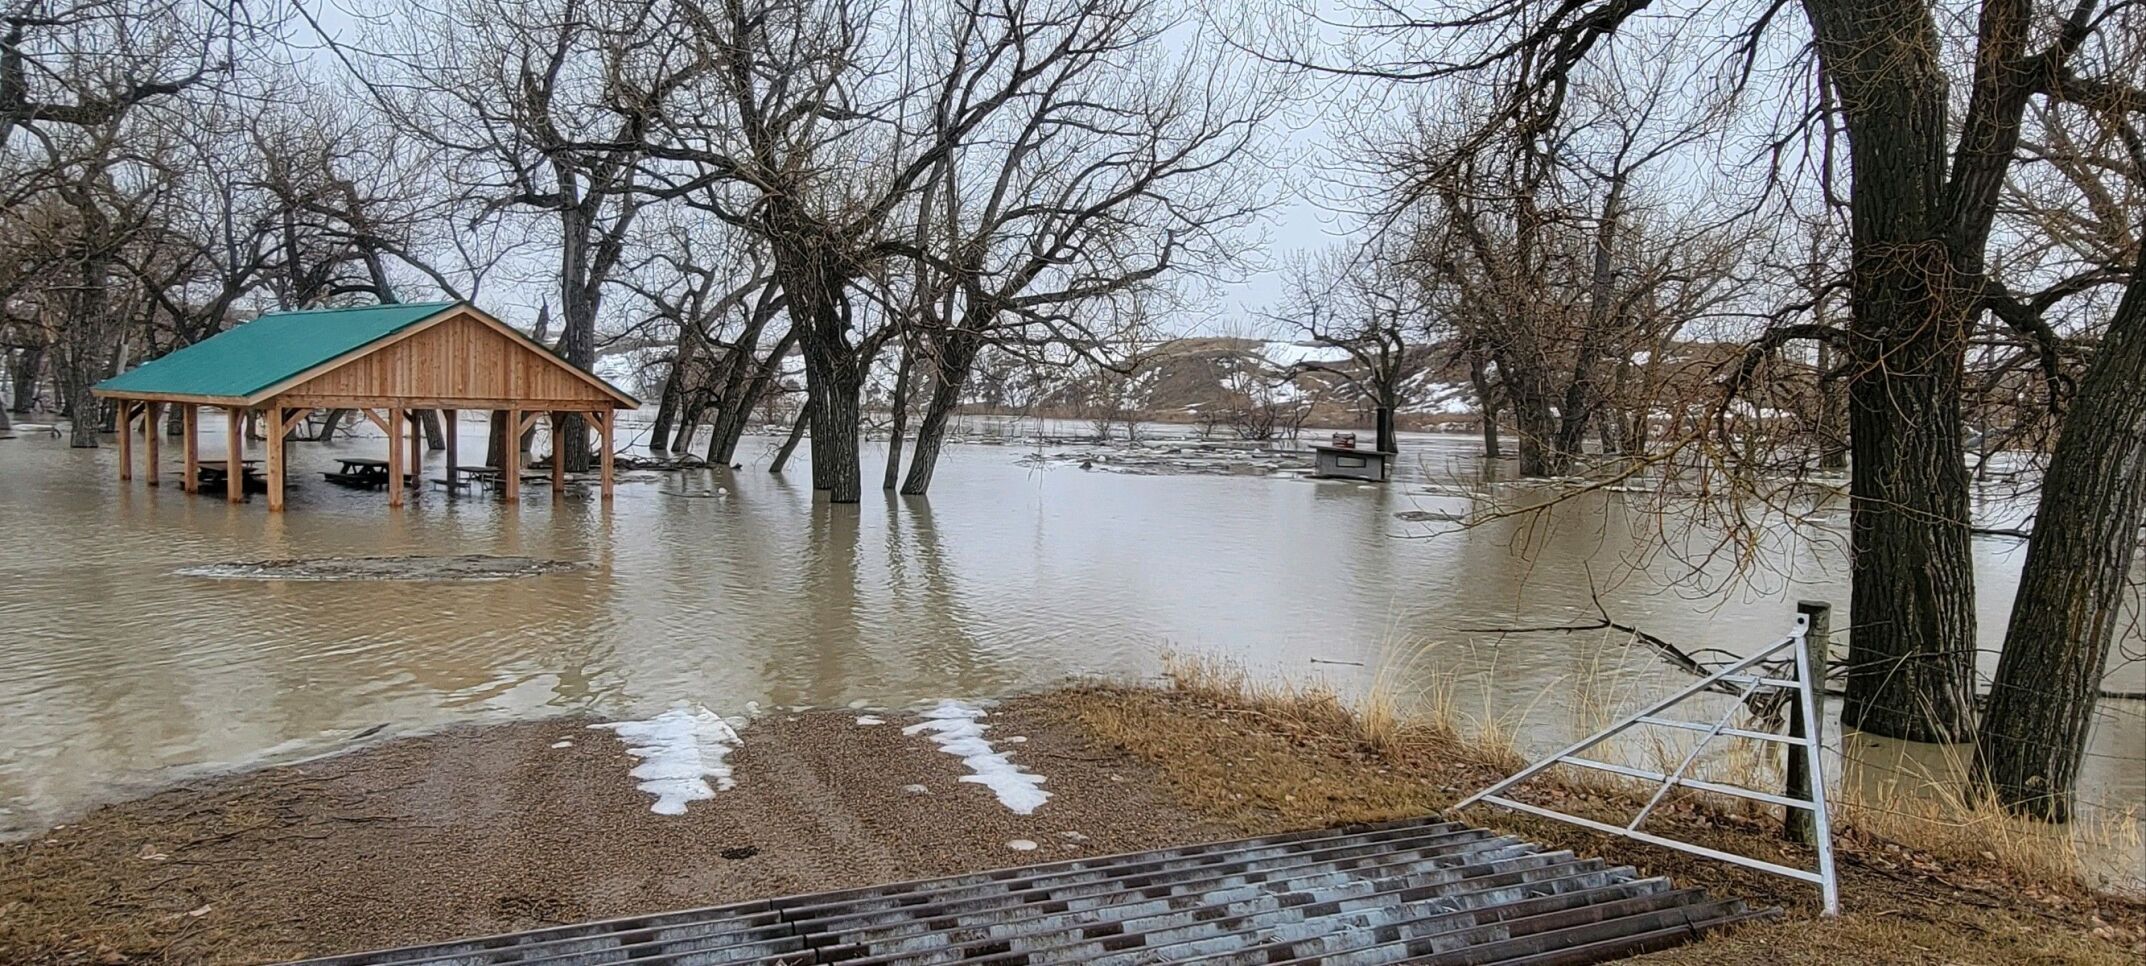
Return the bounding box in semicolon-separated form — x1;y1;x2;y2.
418;409;446;451
10;343;43;412
1974;259;2146;821
901;336;981;496
1375;404;1397;456
1805;0;1980;742
1481;409;1501;461
1508;378;1562;477
770;400;813;474
649;362;683;453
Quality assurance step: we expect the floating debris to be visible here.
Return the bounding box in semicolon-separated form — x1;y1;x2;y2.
1394;508;1465;523
902;700;1051;814
589;704;740;815
175;554;589;582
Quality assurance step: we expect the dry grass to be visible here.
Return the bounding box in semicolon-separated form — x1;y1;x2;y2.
1043;658;2146;965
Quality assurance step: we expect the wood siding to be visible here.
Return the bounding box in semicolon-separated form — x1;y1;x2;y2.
273;311;622;410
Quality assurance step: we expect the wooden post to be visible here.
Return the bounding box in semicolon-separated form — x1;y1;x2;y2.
1786;599;1833;845
142;402;160;486
118;401;134;481
266;407;286;511
443;408;459;492
181;405;198;493
503;408;520;503
407;409;423;499
550;413;566;495
387;407;404;507
225;407;244;503
597;409;615;500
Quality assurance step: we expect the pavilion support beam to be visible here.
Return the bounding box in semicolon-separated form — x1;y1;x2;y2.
387;407;405;508
182;405;198;493
118;401;134;482
503;408;520;504
143;402;160;487
596;409;614;501
443;409;459;493
225;408;244;503
266;407;286;512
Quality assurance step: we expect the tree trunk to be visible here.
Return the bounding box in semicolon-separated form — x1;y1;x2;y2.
1481;409;1501;461
649;362;683;453
1974;258;2146;821
884;338;915;491
1805;0;1979;742
1375;404;1397;456
901;335;981;496
770;400;813;474
318;409;350;442
10;343;43;412
418;409;446;451
1508;376;1561;477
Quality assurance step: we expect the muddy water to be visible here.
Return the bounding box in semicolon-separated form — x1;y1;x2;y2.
1;417;2140;888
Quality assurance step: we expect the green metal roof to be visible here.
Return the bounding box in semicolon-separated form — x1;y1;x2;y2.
97;301;458;400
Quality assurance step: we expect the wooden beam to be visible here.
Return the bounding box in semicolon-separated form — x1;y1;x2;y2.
387;407;404;507
597;409;615;501
181;405;198;493
266;407;286;511
516;410;543;436
443;408;459;492
503;408;520;504
143;402;160;486
118;401;134;481
360;408;391;434
225;408;244;503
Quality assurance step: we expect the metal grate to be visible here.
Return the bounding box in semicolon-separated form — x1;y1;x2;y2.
292;817;1771;965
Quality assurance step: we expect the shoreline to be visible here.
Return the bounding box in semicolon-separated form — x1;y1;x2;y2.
4;682;2143;964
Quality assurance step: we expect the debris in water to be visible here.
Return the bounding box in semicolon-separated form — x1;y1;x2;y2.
175;554;589;582
902;700;1051;814
589;704;740;815
856;716;885;726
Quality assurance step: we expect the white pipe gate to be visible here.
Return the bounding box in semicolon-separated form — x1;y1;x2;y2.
1455;611;1841;915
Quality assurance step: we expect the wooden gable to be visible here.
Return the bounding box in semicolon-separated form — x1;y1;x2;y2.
266;308;632;410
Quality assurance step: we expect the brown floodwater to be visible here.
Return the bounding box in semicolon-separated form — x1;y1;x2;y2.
1;416;2140;889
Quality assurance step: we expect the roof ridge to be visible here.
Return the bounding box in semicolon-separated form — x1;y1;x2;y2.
266;300;458;317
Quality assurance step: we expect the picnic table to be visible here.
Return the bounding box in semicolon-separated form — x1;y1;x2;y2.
456;464;550;488
198;459;268;494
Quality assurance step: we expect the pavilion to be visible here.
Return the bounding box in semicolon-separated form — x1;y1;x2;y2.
93;301;639;511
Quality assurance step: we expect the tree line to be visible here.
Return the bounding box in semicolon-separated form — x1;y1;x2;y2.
3;0;2141;822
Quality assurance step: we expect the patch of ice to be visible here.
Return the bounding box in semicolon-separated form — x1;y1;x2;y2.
902;700;1052;815
856;715;885;726
590;704;741;815
1007;839;1038;851
550;740;574;749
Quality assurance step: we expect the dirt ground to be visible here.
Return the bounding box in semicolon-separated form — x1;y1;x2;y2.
0;700;1231;964
5;684;2142;965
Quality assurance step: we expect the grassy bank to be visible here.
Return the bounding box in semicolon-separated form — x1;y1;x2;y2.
1050;661;2145;964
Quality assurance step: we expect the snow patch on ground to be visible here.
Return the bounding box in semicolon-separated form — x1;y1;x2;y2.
903;700;1051;815
590;704;740;815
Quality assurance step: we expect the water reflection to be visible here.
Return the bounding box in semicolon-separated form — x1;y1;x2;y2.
0;421;2138;887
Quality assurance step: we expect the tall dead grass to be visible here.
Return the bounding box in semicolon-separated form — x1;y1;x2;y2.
1162;630;2141;897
